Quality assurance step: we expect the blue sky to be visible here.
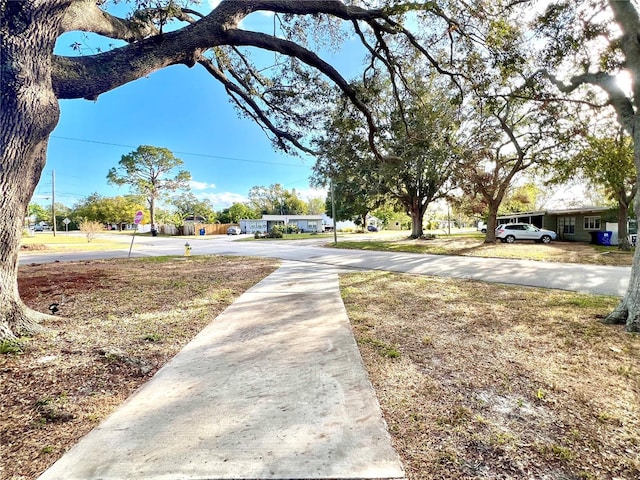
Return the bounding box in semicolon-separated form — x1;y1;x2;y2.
36;3;364;211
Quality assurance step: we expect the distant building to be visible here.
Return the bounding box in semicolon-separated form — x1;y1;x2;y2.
239;214;379;233
240;215;324;234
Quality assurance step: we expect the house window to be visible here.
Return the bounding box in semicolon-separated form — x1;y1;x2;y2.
307;221;317;231
584;216;601;230
559;217;575;235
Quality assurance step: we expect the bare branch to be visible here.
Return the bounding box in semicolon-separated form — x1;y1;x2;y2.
52;27;207;100
197;56;315;155
350;19;413;137
378;14;468;97
228;46;271;88
223;28;382;157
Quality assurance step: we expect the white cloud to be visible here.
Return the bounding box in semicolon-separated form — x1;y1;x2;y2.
198;192;248;210
294;187;328;201
189;180;216;190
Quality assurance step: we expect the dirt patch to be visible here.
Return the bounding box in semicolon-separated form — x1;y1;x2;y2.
341;272;640;479
20;244;48;251
1;256;278;480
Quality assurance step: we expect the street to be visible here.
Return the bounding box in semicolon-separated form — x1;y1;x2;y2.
19;233;630;297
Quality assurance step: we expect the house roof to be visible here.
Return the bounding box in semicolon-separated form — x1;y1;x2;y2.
497;210;546;217
546;206;612;215
498;207;612;218
261;215;324;221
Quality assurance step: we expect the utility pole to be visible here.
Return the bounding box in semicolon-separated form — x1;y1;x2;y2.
51;170;57;237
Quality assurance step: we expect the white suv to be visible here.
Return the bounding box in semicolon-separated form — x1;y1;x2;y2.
495;223;557;244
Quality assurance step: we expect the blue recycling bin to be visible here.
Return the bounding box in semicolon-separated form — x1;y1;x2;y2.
199;228;205;236
596;231;612;246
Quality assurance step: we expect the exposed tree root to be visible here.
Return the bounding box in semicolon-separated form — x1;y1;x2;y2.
0;306;52;341
602;301;640;331
602;308;627;325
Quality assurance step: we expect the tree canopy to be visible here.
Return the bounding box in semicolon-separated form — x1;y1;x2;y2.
217;202;260;224
73;193;147;227
170;192;217;223
314;69;461;237
248;184;308;216
107;145;191;227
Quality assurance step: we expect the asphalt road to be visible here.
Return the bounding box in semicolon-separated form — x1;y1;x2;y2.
19;233;631;297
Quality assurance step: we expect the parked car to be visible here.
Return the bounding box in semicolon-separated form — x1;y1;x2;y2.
367;225;379;232
496;223;557;244
227;226;242;235
477;221;487;234
33;224;43;232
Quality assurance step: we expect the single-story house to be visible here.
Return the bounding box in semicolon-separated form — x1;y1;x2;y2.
320;213;382;231
240;215;324;234
497;207;637;245
240;214;384;234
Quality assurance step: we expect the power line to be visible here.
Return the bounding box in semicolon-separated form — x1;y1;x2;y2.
50;135;310;168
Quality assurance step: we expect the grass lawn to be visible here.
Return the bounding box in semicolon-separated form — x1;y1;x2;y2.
21;232;128;252
342;271;640;479
1;256;279;480
5;234;639;479
332;233;635;266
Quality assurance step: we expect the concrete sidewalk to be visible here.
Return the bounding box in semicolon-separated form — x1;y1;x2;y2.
37;262;405;480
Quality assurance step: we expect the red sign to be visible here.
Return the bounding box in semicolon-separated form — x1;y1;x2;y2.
134;211;144;224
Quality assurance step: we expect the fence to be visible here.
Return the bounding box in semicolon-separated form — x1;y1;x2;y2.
159;224;179;235
188;223;237;235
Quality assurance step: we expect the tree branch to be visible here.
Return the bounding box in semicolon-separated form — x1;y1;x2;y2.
53;0;445;155
197;56;315;155
61;0;158;41
541;69;635;134
223;28;382;157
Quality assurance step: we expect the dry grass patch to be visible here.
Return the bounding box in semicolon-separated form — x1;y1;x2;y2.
341;272;640;480
335;236;634;266
1;256;278;480
20;233;128;252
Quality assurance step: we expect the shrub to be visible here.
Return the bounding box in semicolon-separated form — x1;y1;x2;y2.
78;219;103;243
268;226;284;238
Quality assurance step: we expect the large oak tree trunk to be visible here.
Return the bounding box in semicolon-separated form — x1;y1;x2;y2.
0;1;63;339
484;201;500;243
408;200;427;238
617;198;631;251
603;240;640;331
410;212;423;238
604;121;640;332
605;211;640;332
